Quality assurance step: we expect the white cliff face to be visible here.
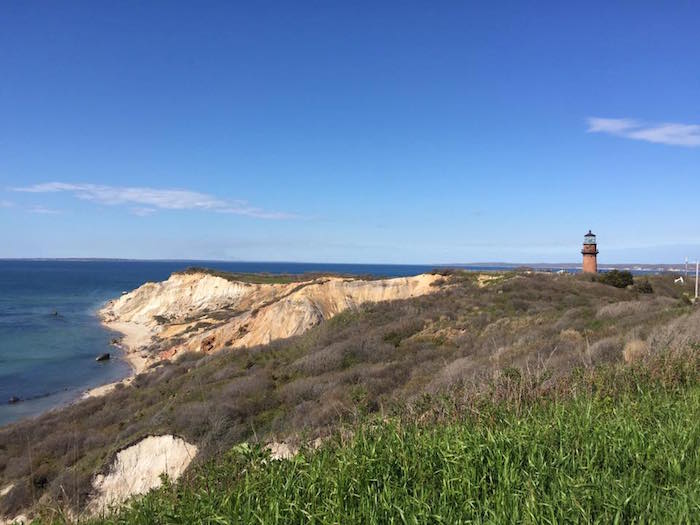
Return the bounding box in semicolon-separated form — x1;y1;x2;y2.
88;435;198;514
99;272;442;365
100;273;267;326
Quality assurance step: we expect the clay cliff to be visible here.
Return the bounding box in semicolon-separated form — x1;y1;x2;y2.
99;271;442;371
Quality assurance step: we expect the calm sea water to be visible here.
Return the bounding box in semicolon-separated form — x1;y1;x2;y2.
0;260;439;426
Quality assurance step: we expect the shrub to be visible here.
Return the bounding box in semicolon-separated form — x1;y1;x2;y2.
623;339;650;363
588;337;621;364
635;279;654;294
382;320;423;348
598;270;634;288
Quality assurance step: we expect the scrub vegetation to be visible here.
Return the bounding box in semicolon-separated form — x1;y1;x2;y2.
95;353;699;524
596;269;635;289
1;270;698;522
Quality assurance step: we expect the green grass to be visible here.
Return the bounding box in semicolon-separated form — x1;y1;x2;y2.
91;367;699;524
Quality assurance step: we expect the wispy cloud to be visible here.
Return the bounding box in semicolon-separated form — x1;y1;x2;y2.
130;207;157;217
0;200;14;208
28;205;61;214
12;182;295;219
586;117;700;147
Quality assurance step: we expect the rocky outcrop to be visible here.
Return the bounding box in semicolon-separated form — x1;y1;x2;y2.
99;271;442;368
88;435;197;513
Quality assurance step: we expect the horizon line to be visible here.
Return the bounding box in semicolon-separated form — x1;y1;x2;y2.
0;257;690;268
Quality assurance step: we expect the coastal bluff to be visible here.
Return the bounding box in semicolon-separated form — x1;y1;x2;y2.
0;270;443;522
2;271;698;523
100;270;443;374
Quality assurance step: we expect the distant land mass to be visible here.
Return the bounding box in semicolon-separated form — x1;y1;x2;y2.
457;262;688;272
0;258;689;273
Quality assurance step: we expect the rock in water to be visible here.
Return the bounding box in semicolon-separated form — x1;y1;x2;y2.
95;353;111;362
8;396;20;404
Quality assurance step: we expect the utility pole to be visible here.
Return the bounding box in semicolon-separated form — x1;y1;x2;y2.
686;257;689;278
696;260;699;301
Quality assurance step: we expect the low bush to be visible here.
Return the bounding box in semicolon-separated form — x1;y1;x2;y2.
598;269;634;288
635;278;654;293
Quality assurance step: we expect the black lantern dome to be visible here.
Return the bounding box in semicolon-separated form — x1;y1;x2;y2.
583;230;596;245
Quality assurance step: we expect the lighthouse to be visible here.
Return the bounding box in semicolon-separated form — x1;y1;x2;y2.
581;230;598;274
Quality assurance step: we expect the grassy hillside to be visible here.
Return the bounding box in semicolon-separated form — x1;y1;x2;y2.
95;354;699;524
1;270;698;519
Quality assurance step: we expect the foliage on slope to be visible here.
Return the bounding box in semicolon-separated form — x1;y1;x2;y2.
92;352;699;524
0;271;697;518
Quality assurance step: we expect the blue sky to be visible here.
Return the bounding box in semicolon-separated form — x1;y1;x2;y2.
1;2;699;263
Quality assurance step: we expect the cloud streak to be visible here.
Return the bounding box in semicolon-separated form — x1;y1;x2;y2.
12;182;295;219
28;205;61;214
586;117;700;147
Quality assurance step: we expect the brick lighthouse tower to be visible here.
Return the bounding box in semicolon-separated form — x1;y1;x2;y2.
582;230;598;274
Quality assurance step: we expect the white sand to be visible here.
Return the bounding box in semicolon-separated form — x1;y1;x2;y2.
103;321;152;374
82;321;153;399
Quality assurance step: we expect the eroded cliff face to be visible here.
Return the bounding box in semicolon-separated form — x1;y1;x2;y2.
88;435;198;514
100;271;442;367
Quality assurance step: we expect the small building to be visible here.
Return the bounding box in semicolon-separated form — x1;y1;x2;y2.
582;230;599;274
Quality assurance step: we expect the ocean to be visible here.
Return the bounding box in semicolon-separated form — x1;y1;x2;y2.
0;260;438;426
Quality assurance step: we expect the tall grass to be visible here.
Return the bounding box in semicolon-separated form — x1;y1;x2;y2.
90;361;699;525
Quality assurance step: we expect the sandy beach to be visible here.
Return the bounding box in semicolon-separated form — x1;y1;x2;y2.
82;320;153;399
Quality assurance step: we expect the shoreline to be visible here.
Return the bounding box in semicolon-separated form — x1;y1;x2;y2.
82;318;153;399
0;300;149;427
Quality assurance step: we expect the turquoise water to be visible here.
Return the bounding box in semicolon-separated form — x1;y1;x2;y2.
0;260;438;426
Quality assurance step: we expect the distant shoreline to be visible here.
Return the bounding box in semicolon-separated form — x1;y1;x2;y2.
0;258;688;271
